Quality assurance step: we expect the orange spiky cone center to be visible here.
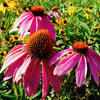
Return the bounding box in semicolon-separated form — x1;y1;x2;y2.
72;41;88;54
31;6;44;17
26;30;53;58
52;6;58;11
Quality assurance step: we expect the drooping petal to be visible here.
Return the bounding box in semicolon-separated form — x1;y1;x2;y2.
43;16;56;41
23;57;36;97
87;51;100;72
0;50;27;73
49;48;73;66
13;55;31;82
41;17;47;30
86;53;99;85
18;14;34;38
76;54;87;87
88;48;100;63
29;58;41;96
30;17;38;35
47;11;53;19
5;44;24;59
3;53;27;81
37;16;45;30
12;12;33;31
54;53;80;76
43;59;60;93
42;60;49;100
53;12;61;19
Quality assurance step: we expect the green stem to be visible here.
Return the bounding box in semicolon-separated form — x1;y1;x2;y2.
58;65;77;100
30;96;33;100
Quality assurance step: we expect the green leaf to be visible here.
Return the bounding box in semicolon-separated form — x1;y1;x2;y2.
18;81;23;97
94;42;100;54
47;96;52;100
93;21;98;29
31;90;42;99
1;94;16;99
79;21;90;32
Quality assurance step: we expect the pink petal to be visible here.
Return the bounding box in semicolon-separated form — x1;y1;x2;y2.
87;51;100;72
86;53;99;85
0;50;27;73
23;57;35;97
42;59;60;93
30;17;38;35
53;52;75;75
12;12;33;31
5;44;24;60
37;16;45;29
76;54;87;87
88;48;100;63
53;12;61;18
43;16;56;41
47;11;53;17
37;16;47;30
3;53;27;81
54;53;80;76
13;55;31;82
49;48;73;66
42;60;49;100
29;58;41;96
18;15;34;38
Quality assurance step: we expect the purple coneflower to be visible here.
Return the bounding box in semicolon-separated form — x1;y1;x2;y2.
0;30;60;100
49;41;100;87
12;6;56;41
48;6;61;19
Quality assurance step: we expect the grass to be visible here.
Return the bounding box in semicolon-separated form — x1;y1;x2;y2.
0;0;100;100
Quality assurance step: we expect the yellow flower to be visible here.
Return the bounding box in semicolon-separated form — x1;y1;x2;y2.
0;51;7;58
14;11;20;15
87;7;93;12
0;3;7;14
56;17;69;26
83;13;92;19
8;44;13;47
68;5;76;16
8;1;16;9
0;26;6;32
83;7;93;19
0;0;17;14
10;35;23;42
63;18;69;25
4;37;10;42
56;17;63;25
59;29;66;36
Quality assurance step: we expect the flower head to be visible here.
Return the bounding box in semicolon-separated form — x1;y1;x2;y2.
0;30;60;99
0;0;17;14
49;41;100;87
48;6;61;19
31;6;44;17
26;30;53;58
72;41;88;54
0;51;7;58
66;4;76;16
11;6;56;40
51;6;58;11
10;34;23;42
